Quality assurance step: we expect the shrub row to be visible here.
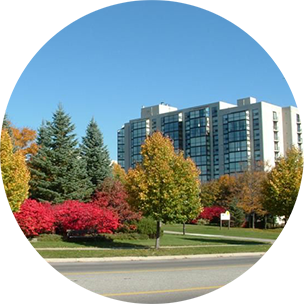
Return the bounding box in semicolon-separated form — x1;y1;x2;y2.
14;199;119;238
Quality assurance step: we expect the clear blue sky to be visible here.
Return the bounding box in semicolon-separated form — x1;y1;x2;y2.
6;1;296;161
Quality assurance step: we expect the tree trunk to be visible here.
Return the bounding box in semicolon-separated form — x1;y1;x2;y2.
252;212;255;229
264;215;267;229
183;222;186;235
287;220;292;245
155;221;161;249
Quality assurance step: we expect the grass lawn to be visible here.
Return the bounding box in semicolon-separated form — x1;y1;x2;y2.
39;244;271;259
0;225;304;259
163;224;283;240
31;233;267;249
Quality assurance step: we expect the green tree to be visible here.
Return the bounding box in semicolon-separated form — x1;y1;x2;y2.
29;105;93;203
262;147;303;222
1;130;30;212
80;118;111;189
125;132;201;249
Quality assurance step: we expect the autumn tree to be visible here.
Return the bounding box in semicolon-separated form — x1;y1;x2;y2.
200;179;220;207
125;132;201;249
0;130;30;212
262;147;303;222
235;169;267;229
92;177;141;230
11;126;38;158
29;105;93;203
80;118;111;189
112;162;127;185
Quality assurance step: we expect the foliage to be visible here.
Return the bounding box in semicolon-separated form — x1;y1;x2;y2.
200;175;236;209
11;126;38;158
200;180;220;207
1;130;30;212
112;162;127;185
80;118;111;188
229;201;245;227
0;97;12;136
136;217;163;239
262;147;303;221
54;200;119;235
29;105;93;203
126;132;201;224
14;199;55;237
235;169;267;217
92;177;141;230
199;206;226;223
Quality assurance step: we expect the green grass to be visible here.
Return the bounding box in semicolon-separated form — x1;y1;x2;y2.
163;224;282;240
30;225;280;259
38;244;271;259
31;233;267;249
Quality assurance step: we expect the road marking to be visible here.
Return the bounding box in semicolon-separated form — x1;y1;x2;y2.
61;263;252;276
0;278;304;302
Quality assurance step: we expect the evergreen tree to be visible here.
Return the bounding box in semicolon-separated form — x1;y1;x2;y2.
0;97;12;137
81;118;111;188
29;105;93;203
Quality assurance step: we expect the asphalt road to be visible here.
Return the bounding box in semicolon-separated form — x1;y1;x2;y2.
0;255;304;304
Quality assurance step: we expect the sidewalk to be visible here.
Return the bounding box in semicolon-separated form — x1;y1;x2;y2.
164;230;275;244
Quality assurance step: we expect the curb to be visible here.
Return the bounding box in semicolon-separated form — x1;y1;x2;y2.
46;252;265;263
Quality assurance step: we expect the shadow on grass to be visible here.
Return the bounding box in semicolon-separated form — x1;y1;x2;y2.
182;237;267;246
64;238;151;249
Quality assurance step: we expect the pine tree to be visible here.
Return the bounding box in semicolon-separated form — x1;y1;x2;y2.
29;105;93;203
80;118;111;189
0;97;12;136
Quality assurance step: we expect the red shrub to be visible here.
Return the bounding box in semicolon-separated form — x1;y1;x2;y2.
92;178;141;230
199;206;226;222
54;200;119;234
14;199;55;237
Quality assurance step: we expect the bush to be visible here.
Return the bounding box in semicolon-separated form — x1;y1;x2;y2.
199;206;226;223
136;217;163;238
92;178;141;230
14;199;55;238
54;200;119;235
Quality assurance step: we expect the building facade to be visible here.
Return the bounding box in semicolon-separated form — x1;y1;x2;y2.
117;97;302;181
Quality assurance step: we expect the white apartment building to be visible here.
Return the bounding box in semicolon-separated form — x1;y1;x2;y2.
117;97;302;181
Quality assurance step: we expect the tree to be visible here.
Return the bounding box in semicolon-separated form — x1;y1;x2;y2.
125;132;201;249
11;126;38;158
262;147;303;222
92;177;141;230
235;169;267;229
80;118;111;189
216;175;236;208
29;105;93;203
0;97;12;136
200;179;220;207
112;162;127;185
1;130;30;212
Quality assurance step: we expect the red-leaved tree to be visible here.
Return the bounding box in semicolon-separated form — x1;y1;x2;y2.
199;206;226;223
54;200;119;234
92;178;141;230
14;199;55;237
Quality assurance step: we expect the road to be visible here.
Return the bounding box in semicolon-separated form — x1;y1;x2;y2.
0;254;304;304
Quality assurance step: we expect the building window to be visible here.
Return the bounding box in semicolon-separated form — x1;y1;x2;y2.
273;111;278;121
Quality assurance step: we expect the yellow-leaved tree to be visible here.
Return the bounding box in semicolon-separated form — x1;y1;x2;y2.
126;132;201;249
0;130;30;212
261;147;303;223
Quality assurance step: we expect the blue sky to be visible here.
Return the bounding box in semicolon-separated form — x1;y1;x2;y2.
6;1;296;160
